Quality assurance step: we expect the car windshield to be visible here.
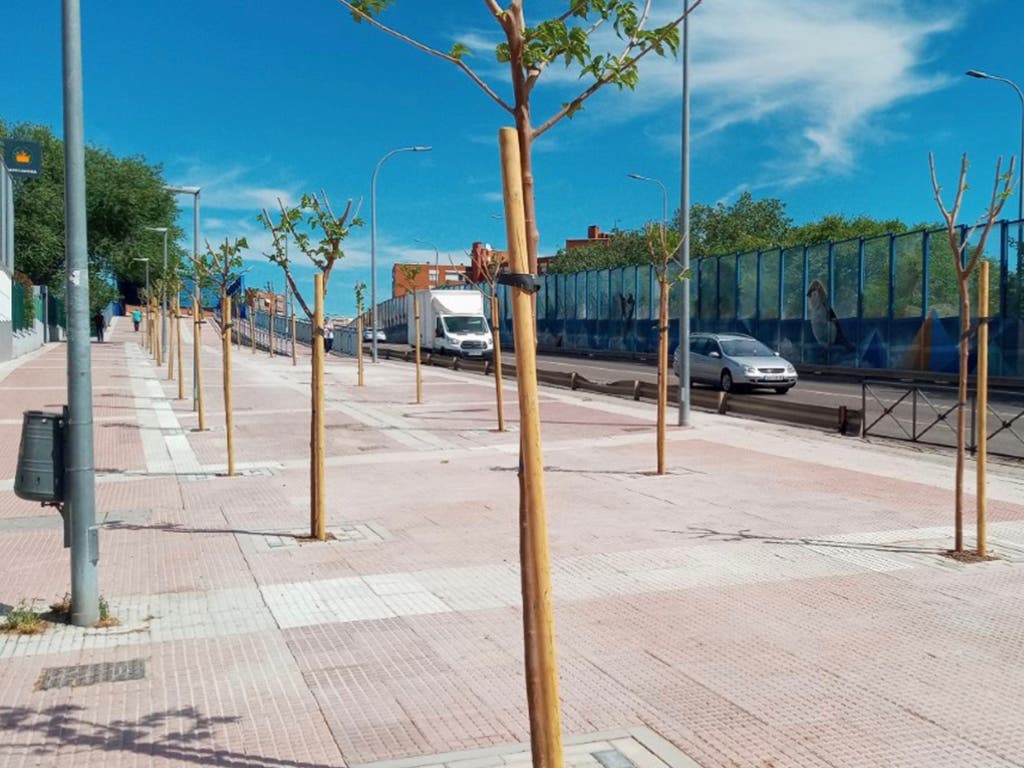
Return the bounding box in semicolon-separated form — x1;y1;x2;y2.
443;315;487;334
720;339;776;358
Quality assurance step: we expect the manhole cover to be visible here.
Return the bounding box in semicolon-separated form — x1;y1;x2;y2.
37;659;146;690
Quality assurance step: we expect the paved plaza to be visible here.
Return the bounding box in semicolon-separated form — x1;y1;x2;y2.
1;318;1023;767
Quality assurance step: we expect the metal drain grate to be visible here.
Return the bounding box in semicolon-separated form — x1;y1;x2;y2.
37;659;146;690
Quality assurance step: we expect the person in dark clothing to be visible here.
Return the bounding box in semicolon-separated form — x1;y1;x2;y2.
94;311;106;342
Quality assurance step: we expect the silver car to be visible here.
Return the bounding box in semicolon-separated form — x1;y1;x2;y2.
674;332;797;394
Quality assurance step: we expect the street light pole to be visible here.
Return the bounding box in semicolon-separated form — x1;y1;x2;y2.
414;237;440;286
145;226;169;359
967;69;1024;319
679;8;692;427
166;185;201;411
370;145;432;363
627;173;668;225
62;0;99;627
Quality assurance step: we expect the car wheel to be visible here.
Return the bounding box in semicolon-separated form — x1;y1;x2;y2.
720;370;733;392
774;386;791;395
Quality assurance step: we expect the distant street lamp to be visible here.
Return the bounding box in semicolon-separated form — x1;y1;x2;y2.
166;185;200;410
967;69;1024;318
414;237;440;286
627;172;669;225
145;225;169;358
370;145;432;362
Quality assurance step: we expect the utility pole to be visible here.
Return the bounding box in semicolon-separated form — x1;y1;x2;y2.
62;0;99;627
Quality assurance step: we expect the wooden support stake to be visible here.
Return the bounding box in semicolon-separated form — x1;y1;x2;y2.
223;294;235;476
499;126;564;768
195;305;206;431
656;280;668;475
977;260;989;557
154;301;163;367
167;302;175;381
311;274;326;541
175;297;184;400
491;293;506;431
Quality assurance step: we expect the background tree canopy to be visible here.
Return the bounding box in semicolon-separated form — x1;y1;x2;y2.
550;192;915;273
1;119;183;303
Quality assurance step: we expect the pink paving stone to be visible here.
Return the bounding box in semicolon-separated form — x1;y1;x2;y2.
1;326;1023;768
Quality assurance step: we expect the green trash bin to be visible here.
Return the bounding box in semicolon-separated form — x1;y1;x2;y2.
14;410;66;503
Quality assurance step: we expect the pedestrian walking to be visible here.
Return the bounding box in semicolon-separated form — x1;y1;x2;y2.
324;321;335;354
132;308;142;332
93;311;106;342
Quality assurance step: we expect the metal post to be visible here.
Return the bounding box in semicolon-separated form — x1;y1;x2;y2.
161;228;168;359
370;145;432;363
62;0;99;627
966;69;1023;322
679;0;692;427
192;191;200;409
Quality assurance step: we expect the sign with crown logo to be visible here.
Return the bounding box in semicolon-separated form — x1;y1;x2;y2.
3;140;42;176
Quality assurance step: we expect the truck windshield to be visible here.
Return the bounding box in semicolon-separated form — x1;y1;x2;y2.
443;315;488;334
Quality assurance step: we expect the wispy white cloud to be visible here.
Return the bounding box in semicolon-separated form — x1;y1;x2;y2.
675;1;955;185
506;1;958;189
167;160;302;212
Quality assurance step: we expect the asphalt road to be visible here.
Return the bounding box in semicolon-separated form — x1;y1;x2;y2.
528;352;1023;459
377;343;1024;459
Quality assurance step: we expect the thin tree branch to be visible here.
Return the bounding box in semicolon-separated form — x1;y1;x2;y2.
929;152;967;280
532;0;703;139
334;0;514;113
964;156;1015;277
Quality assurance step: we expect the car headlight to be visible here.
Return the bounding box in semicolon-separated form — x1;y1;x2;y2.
742;365;758;375
785;365;796;374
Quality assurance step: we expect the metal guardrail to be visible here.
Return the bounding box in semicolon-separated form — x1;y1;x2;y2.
377;348;860;435
861;379;1024;459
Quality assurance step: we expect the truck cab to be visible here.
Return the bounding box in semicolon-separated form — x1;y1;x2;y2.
434;314;493;358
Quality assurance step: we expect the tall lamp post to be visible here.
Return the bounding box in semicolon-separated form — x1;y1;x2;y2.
166;185;201;410
967;69;1024;319
679;7;692;428
628;169;690;424
145;225;169;358
414;237;441;286
62;0;99;626
370;145;432;362
627;172;668;224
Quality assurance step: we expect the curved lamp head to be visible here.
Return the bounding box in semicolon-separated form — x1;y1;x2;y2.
965;70;989;79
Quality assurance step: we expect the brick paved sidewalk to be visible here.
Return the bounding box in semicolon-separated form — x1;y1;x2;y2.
1;318;1023;768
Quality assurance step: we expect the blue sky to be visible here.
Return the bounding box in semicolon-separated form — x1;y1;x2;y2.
4;1;1023;315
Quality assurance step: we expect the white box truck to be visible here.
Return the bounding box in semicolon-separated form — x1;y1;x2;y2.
407;289;494;358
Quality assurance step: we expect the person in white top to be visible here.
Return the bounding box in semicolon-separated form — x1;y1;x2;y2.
323;320;335;354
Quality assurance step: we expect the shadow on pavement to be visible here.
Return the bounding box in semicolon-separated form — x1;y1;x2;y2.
666;526;948;555
0;704;340;768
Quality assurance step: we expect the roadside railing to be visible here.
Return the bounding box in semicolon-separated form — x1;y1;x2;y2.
861;380;1024;459
375;347;862;436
